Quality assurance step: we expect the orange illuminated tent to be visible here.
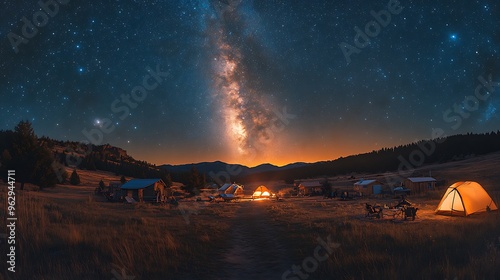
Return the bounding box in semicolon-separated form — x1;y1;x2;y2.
252;185;272;198
435;181;498;216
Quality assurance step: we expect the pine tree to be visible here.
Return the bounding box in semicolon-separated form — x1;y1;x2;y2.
83;154;97;170
185;167;204;195
11;121;37;190
70;169;81;185
10;121;58;189
32;143;58;188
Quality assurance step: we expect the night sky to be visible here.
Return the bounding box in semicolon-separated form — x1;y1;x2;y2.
1;0;499;167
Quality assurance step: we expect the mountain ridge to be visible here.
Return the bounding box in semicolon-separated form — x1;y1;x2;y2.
159;161;308;176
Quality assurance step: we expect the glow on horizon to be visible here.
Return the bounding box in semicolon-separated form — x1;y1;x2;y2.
136;138;397;168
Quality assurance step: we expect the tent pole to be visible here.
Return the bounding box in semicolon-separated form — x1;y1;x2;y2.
451;190;456;216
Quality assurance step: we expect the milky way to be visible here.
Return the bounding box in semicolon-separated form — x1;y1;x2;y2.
0;1;499;166
207;0;275;160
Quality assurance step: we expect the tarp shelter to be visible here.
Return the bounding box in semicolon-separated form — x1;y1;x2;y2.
218;183;244;196
435;181;498;216
121;178;168;202
252;185;271;198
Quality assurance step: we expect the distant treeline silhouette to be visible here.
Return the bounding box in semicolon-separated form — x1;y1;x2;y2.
235;131;500;183
0;121;177;188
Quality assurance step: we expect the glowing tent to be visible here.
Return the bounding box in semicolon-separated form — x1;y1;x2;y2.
252;185;272;198
435;181;498;216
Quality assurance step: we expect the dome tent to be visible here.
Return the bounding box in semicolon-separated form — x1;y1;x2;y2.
252;185;272;198
435;181;498;216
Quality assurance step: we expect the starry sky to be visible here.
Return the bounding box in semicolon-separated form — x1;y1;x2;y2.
1;0;499;167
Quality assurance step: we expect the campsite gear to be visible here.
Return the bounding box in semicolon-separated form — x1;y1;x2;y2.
383;208;403;219
403;207;418;220
365;203;383;219
435;181;498;216
395;197;412;208
393;186;411;196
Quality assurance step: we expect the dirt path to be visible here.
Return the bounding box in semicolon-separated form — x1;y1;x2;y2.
213;200;292;280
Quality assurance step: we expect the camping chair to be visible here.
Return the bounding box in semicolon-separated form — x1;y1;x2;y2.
403;206;418;220
103;191;114;201
365;203;383;219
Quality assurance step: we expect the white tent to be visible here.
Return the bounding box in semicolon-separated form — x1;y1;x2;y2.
435;181;498;216
218;183;244;196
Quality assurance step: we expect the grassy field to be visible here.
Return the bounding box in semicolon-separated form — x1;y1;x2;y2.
266;197;500;279
1;152;500;279
0;187;240;279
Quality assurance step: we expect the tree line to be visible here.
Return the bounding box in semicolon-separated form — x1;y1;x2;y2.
236;131;500;183
0;121;172;189
0;121;207;192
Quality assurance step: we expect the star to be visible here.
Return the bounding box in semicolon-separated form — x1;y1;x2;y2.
0;0;498;167
94;119;102;127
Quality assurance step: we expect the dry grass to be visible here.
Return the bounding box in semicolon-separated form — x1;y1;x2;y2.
2;153;500;279
266;197;500;279
2;185;499;279
0;185;232;280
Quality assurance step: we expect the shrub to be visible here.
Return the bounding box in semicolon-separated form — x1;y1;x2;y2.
70;169;80;185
